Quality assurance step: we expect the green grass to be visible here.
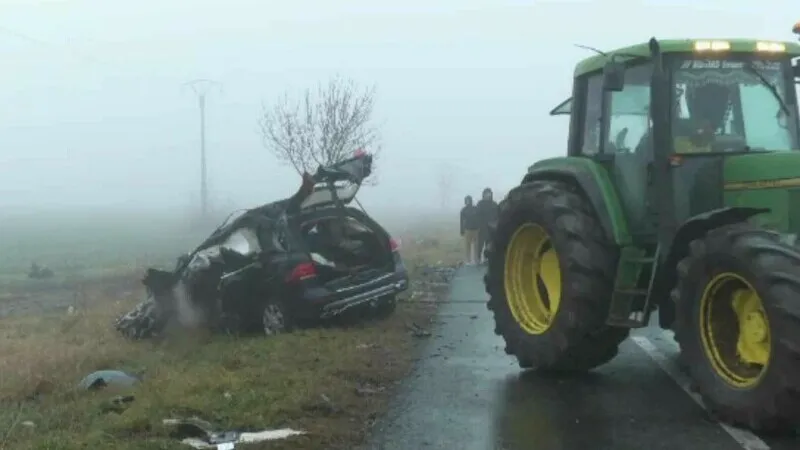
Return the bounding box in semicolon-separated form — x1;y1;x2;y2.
0;214;463;450
0;303;438;450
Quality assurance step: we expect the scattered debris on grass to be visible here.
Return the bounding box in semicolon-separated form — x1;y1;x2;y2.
406;322;433;338
163;416;305;449
1;302;440;449
0;226;462;450
101;395;136;414
78;370;140;391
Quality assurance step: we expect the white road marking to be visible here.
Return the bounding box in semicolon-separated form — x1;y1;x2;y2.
631;335;771;450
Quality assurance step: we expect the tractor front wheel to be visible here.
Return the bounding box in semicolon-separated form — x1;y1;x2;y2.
484;180;628;372
674;223;800;433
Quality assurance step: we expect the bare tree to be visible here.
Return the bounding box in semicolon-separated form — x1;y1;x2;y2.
260;76;382;182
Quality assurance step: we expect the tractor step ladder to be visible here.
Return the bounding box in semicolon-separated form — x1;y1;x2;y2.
606;246;660;328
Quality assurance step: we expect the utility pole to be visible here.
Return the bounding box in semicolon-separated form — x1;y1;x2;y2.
185;79;222;219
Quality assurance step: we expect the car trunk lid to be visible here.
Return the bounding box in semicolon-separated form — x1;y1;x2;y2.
300;151;373;211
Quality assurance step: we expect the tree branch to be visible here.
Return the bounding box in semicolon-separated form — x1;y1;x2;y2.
259;76;382;183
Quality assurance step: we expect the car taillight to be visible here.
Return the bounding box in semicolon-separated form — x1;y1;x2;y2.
389;237;401;252
287;262;317;282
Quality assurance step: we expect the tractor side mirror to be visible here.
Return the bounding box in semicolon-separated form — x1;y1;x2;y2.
602;60;625;92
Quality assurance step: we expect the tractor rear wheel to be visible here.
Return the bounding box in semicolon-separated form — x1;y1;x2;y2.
673;223;800;433
484;180;628;372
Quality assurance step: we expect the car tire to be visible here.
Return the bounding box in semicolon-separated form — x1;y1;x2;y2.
484;180;628;372
673;223;800;433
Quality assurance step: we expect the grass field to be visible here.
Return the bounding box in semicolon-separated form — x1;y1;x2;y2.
0;211;462;450
0;214;211;284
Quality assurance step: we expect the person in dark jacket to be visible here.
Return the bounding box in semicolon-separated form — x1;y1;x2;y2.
460;195;480;264
476;187;499;263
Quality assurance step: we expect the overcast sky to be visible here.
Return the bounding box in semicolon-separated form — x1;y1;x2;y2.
0;0;796;216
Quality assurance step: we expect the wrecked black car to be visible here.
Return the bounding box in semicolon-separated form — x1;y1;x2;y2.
115;152;409;339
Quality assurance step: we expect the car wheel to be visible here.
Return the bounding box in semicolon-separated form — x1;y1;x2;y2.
262;300;292;336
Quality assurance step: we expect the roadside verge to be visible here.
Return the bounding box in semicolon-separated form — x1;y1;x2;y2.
0;235;461;450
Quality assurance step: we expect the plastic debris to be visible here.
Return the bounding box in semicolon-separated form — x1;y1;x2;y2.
77;370;140;390
163;417;305;449
101;395;136;414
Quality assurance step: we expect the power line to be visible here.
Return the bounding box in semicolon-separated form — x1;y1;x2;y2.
0;23;226;222
0;23;117;68
184;79;222;219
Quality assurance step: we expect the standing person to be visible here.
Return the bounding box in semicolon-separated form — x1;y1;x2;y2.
476;187;499;263
460;195;480;265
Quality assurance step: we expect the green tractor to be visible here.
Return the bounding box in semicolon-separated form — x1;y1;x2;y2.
485;34;800;433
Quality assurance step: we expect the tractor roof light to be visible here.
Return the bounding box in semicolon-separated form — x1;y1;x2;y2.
756;41;786;52
694;40;730;52
793;21;800;36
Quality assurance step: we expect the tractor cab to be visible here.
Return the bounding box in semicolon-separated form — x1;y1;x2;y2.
552;38;800;242
613;42;799;156
554;40;800;153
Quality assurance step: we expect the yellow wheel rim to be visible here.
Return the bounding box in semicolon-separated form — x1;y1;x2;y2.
699;272;771;388
503;224;562;335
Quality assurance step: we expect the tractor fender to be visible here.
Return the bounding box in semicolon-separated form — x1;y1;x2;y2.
521;162;630;245
655;206;770;329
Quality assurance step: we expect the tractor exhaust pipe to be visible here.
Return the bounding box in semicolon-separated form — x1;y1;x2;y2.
793;23;800;81
647;37;677;249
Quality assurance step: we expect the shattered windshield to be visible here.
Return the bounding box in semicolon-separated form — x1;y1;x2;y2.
672;57;800;152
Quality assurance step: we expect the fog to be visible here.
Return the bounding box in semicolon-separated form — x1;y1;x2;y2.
0;0;795;219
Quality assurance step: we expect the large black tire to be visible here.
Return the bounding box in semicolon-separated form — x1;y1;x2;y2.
673;223;800;433
484;180;628;372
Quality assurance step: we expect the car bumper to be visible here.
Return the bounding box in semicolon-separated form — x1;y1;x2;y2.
293;266;410;319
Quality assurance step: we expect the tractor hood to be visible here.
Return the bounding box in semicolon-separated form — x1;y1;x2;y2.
724;152;800;188
723;151;800;233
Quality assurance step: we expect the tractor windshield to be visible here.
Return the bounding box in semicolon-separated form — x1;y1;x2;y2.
671;56;800;153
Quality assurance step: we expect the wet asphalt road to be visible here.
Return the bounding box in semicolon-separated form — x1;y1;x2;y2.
365;265;800;450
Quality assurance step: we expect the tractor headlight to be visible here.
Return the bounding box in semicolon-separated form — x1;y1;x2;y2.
694;40;730;51
756;41;786;52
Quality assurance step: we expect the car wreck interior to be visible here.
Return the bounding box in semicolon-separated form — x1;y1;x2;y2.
300;215;395;282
